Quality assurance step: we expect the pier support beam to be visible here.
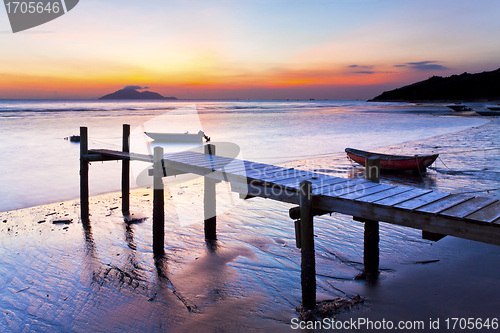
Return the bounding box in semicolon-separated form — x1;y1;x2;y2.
361;156;380;279
363;218;379;277
153;146;165;257
204;144;217;240
122;124;130;216
300;180;316;310
80;127;89;224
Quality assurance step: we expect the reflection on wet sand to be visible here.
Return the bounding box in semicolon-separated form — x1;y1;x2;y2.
83;218;148;293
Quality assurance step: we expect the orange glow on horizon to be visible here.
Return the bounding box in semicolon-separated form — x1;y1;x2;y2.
0;64;421;99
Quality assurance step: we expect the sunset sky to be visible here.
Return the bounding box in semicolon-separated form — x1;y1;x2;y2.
1;0;499;100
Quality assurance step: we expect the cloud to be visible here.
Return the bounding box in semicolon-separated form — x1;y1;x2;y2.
123;85;150;90
405;61;448;70
349;65;374;69
348;65;378;74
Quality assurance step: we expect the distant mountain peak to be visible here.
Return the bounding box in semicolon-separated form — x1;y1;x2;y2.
98;88;177;100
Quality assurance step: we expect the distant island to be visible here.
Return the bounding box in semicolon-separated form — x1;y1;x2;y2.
99;87;177;100
370;68;500;102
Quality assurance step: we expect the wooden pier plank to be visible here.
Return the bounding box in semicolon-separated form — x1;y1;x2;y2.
439;197;498;219
233;164;285;177
168;154;271;178
374;188;433;206
161;159;247;184
259;168;307;182
165;150;204;160
415;194;475;214
263;175;312;188
257;174;347;194
220;166;267;178
214;159;266;171
308;173;337;181
339;183;396;200
327;181;380;197
276;177;350;192
166;149;202;156
167;151;239;167
463;201;500;223
230;181;299;205
269;171;320;186
256;167;299;180
218;160;268;172
355;186;413;203
394;191;451;210
174;153;235;166
312;177;356;195
315;179;358;195
233;167;282;179
166;160;264;185
172;154;229;166
325;179;376;194
216;164;277;181
170;154;233;169
187;160;229;171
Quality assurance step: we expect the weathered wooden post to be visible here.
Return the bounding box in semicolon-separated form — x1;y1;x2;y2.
300;180;316;310
363;156;380;277
365;156;380;183
122;124;130;216
204;144;217;240
80;126;89;223
153;146;165;257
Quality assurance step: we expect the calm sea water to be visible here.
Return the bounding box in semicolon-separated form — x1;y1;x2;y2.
0;99;488;212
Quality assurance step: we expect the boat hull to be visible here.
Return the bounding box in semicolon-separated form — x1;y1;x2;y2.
447;104;472;112
345;148;438;171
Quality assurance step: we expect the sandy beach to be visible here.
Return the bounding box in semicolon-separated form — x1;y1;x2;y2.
1;117;499;332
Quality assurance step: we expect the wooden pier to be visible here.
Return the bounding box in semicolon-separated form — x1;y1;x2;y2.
80;125;500;310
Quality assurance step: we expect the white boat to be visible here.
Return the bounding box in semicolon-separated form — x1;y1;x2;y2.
144;130;208;143
446;104;473;112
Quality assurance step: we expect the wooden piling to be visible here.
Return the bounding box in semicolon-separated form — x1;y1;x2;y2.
204;144;217;240
122;124;130;216
365;156;380;183
153;146;165;257
363;156;379;278
300;180;316;310
80;127;89;223
363;219;379;276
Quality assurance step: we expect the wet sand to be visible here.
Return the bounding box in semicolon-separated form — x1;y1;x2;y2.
1;117;499;332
